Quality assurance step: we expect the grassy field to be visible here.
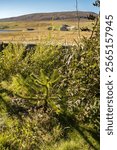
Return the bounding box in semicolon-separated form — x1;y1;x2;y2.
0;15;100;149
0;20;94;44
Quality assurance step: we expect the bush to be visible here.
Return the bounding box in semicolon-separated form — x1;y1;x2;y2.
0;18;100;149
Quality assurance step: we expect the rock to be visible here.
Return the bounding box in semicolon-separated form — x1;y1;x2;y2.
48;26;53;30
60;24;70;31
80;27;91;32
27;28;35;31
67;26;77;31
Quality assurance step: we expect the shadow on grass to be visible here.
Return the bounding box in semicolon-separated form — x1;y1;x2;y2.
80;126;100;143
58;113;100;150
75;126;99;150
0;94;29;120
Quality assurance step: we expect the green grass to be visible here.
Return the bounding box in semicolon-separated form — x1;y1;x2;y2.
0;18;100;149
44;127;99;150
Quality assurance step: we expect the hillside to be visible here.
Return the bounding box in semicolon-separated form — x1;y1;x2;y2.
0;11;97;22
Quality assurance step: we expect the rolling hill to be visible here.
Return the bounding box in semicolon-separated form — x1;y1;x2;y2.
0;11;98;22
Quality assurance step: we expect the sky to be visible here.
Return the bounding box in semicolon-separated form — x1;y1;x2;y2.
0;0;99;19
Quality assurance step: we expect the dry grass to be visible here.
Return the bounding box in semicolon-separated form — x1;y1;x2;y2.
0;20;94;44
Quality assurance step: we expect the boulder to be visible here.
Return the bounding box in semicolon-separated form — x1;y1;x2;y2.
67;26;77;31
27;28;35;31
60;24;70;31
48;26;53;30
80;27;91;32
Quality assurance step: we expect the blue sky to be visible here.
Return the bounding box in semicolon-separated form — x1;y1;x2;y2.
0;0;99;19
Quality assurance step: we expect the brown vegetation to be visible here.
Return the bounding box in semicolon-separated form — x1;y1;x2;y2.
0;11;97;22
0;20;94;44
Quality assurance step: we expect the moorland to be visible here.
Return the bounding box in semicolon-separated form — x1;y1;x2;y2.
0;10;100;150
0;11;97;44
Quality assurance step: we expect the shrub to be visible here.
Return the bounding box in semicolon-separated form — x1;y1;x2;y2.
0;17;100;149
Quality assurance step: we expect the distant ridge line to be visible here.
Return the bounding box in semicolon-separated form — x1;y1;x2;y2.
0;11;98;22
